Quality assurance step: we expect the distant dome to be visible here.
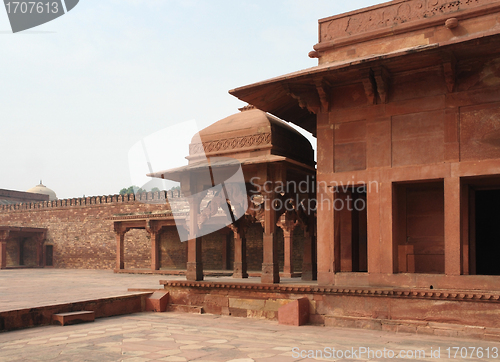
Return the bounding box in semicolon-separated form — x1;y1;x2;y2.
27;181;57;201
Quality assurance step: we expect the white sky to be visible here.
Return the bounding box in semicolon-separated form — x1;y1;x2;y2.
0;0;383;199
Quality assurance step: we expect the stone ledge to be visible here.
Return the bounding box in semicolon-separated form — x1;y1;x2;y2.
160;280;500;303
324;315;500;340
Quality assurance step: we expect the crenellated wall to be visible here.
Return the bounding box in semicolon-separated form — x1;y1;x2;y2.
0;192;176;269
0;190;306;272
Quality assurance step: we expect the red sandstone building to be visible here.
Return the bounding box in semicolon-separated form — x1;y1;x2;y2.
2;0;500;338
232;0;500;290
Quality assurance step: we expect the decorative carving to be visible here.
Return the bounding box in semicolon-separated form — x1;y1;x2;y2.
308;50;319;58
320;0;494;42
198;188;234;227
315;80;331;113
0;229;10;241
145;220;162;235
276;209;299;235
238;104;256;112
373;66;391;104
189;133;272;155
361;69;377;105
33;232;46;244
441;52;457;92
113;223;128;235
161;280;500;304
283;84;321;114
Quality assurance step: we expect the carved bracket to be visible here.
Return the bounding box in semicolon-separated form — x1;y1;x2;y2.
360;69;377;105
0;230;10;242
33;232;46;245
441;52;457;93
372;66;391;104
276;209;299;236
113;222;129;236
145;220;162;235
229;214;252;236
283;83;321;114
315;79;332;113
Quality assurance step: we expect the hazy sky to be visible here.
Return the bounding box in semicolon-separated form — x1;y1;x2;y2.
0;0;383;199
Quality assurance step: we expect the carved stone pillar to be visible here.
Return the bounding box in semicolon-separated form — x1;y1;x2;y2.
277;211;298;278
262;183;279;284
0;230;9;270
302;223;315;281
146;221;161;271
231;217;249;278
222;232;230;270
114;223;126;270
187;196;203;281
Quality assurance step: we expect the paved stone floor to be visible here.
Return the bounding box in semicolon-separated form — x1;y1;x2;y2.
0;269;305;312
1;312;500;362
1;270;499;361
0;269;167;311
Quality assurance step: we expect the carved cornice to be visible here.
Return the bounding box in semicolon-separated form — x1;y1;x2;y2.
189;133;272;155
318;0;500;43
106;212;173;221
161;280;500;303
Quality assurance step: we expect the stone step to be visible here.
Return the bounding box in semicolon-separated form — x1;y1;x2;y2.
146;291;169;312
52;311;95;326
167;304;203;314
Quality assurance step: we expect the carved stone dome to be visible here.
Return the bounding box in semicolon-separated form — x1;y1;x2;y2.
27;181;57;201
188;107;314;167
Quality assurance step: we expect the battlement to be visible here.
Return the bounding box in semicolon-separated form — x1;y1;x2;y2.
0;190;183;213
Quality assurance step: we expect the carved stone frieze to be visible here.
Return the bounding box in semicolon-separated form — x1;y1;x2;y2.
319;0;496;42
189;133;272;155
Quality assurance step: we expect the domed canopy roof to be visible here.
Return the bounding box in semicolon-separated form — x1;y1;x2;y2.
27;181;57;201
188;107;314;167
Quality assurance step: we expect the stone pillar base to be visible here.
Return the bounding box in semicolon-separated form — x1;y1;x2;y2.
302;263;313;281
261;263;280;284
186;262;203;281
233;262;248;278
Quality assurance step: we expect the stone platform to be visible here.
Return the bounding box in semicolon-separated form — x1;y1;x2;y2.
0;269;169;331
160;280;500;341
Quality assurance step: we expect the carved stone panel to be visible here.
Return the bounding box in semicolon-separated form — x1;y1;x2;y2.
319;0;496;42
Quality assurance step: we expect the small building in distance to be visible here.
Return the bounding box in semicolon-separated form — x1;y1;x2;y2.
26;181;57;201
0;188;49;206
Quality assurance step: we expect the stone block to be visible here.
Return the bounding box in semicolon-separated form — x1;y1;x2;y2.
145;291;169;312
278;297;309;326
167;304;203;314
309;314;325;325
52;311;95;326
228;298;265;310
397;324;417;334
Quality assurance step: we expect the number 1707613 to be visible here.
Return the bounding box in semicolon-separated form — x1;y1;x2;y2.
5;2;60;14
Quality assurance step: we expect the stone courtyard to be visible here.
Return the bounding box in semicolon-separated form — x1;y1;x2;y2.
1;270;499;362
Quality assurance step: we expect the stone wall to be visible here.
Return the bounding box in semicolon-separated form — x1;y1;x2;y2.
0;191;307;272
0;192;172;269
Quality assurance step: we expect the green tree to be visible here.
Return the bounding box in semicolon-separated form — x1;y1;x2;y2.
119;186;146;195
